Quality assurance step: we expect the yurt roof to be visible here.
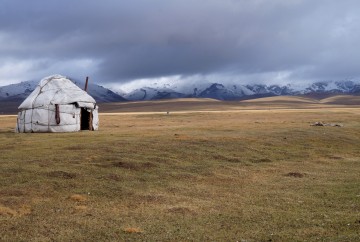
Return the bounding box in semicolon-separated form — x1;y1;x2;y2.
18;75;96;109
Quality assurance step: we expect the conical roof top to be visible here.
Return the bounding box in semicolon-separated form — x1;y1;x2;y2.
18;75;96;109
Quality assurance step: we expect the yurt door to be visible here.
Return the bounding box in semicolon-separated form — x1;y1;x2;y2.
80;108;93;130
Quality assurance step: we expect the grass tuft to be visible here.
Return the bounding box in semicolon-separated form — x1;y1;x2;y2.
47;170;77;179
0;205;31;217
69;194;87;202
285;172;305;178
0;205;17;216
123;227;142;233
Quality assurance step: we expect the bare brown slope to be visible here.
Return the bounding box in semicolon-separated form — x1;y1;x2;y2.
239;96;326;109
320;95;360;105
100;98;233;113
240;95;360;107
241;96;318;103
238;96;325;110
99;96;360;113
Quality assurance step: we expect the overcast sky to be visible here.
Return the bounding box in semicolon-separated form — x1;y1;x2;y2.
0;0;359;88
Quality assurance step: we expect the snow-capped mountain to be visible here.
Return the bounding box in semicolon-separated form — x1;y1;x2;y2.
0;80;38;101
0;78;126;103
1;79;360;103
120;80;360;101
197;83;254;100
125;87;187;101
71;79;126;102
303;81;360;94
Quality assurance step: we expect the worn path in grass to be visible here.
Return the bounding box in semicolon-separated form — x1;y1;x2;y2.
0;105;360;241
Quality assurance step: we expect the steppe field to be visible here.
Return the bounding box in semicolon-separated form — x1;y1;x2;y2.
1;96;360;241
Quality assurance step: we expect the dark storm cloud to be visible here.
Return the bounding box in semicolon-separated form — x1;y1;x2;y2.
0;0;360;84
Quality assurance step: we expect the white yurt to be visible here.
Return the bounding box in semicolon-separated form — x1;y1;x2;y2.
16;75;99;133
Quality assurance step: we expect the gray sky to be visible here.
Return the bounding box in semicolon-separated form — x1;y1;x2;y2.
0;0;359;87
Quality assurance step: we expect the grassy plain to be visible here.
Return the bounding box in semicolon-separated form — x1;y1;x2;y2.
1;98;360;241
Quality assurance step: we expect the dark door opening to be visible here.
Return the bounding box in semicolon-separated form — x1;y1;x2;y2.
80;108;91;130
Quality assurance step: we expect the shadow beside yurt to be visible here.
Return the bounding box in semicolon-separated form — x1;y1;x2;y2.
16;75;99;133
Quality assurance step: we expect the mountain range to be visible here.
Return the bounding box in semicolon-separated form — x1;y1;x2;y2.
0;78;126;103
122;80;360;101
1;79;360;103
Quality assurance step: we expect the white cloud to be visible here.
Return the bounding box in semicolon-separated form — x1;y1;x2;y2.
0;58;100;84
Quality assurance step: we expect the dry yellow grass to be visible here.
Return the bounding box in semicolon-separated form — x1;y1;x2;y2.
0;100;360;241
0;205;31;217
0;205;17;216
73;205;87;211
69;194;87;202
123;227;143;233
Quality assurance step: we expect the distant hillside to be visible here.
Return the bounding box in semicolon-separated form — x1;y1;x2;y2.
2;95;360;115
97;95;360;114
320;95;360;105
241;96;318;104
